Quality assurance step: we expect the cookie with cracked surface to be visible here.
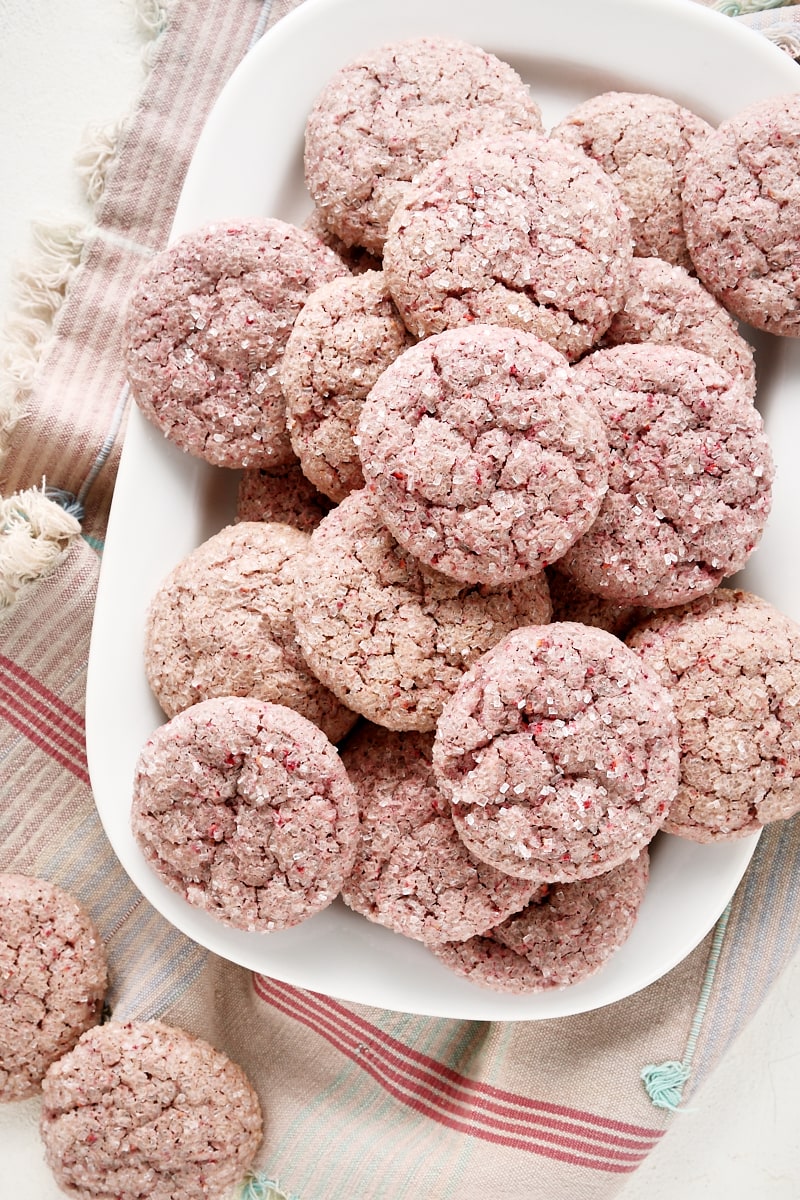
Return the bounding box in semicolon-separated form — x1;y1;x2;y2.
123;218;347;468
40;1019;262;1200
545;567;644;639
131;698;360;931
144;521;356;744
682;93;800;336
552;91;713;269
0;874;107;1102
432;623;679;882
304;36;542;256
340;724;542;943
600;257;757;400
627;588;800;841
382;130;633;358
430;850;649;992
303;208;382;274
293;488;551;731
236;463;333;530
282;271;415;502
357;326;609;586
557;344;773;607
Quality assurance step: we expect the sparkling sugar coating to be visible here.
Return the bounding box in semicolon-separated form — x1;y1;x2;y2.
40;1020;262;1200
627;589;800;841
131;698;360;931
432;623;679;881
235;462;333;531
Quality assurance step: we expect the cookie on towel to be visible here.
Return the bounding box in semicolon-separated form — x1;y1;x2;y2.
131;698;360;931
304;36;542;255
293;488;551;731
432;623;679;882
123;218;347;468
357;326;609;585
0;874;107;1102
144;521;356;744
431;850;649;992
340;724;541;943
627;588;800;841
40;1019;262;1200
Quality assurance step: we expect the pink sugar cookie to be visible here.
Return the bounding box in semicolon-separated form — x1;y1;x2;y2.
131;698;360;931
627;589;800;841
357;326;609;586
236;463;333;530
340;724;541;943
432;623;679;882
123;218;347;468
545;567;644;640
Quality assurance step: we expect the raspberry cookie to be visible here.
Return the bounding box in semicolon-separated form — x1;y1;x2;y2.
40;1020;262;1200
0;875;107;1101
682;93;800;336
303;208;382;274
282;271;415;501
304;36;542;255
601;257;757;399
144;521;355;744
293;489;551;731
236;463;333;530
627;589;800;841
558;344;774;607
123;218;347;468
357;326;609;586
340;725;541;943
431;850;649;992
546;567;643;639
552;92;713;269
432;623;679;881
131;698;360;931
383;130;633;358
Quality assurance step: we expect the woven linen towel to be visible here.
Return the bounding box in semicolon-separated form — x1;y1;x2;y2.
2;2;800;1197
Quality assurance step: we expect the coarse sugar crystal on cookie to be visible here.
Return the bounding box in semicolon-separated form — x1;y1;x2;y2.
302;208;383;274
0;875;107;1102
545;567;644;640
293;488;551;731
431;849;649;993
382;130;633;359
144;521;356;743
282;270;415;501
600;257;757;400
682;94;800;336
236;462;333;530
552;91;713;269
357;325;609;586
304;36;543;256
432;623;679;882
40;1019;262;1200
557;344;774;607
340;724;542;944
131;698;360;931
627;588;800;841
123;218;347;468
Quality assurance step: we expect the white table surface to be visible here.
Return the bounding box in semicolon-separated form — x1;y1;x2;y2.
1;2;799;1196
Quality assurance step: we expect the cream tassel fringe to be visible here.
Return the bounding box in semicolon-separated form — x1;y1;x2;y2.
0;485;82;610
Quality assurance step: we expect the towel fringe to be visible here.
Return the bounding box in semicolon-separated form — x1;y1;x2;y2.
0;484;82;610
75;119;130;207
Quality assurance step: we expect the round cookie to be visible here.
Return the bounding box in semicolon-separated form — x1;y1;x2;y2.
627;588;800;841
545;567;644;640
144;521;356;744
382;130;633;359
123;218;347;468
0;875;107;1102
304;36;543;255
131;698;360;931
282;271;415;501
682;94;800;336
432;623;679;882
303;208;383;274
431;850;649;992
552;91;713;269
340;724;541;943
357;326;610;586
236;463;333;530
600;257;757;400
40;1019;262;1200
557;344;774;607
293;488;552;731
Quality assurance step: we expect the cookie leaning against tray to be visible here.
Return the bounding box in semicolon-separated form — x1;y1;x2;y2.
119;37;800;995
